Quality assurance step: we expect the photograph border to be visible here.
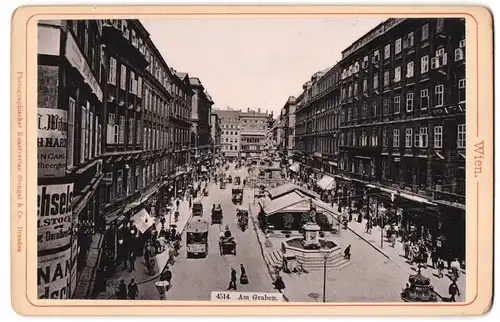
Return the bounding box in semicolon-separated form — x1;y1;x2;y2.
11;5;493;316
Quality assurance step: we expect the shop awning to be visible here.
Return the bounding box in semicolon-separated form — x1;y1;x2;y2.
130;209;155;234
317;175;336;190
289;163;300;173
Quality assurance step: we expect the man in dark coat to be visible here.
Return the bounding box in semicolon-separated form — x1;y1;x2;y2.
115;279;127;299
240;264;248;284
127;278;139;300
448;281;460;302
227;268;237;290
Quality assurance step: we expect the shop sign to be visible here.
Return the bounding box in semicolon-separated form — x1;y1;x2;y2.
37;183;74;251
37;108;67;178
38;247;72;299
38;25;61;56
65;32;103;102
38;66;59;109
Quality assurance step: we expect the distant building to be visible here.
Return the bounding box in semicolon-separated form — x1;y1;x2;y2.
214;108;241;159
239;108;270;159
189;77;214;168
210;112;222;156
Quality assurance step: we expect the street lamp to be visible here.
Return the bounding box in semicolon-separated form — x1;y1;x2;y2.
319;247;330;303
379;204;388;248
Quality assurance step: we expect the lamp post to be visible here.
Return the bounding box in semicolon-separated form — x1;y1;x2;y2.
319;247;330;303
379;204;387;248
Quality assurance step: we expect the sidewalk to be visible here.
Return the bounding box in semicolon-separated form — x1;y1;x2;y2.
101;188;196;299
345;214;466;301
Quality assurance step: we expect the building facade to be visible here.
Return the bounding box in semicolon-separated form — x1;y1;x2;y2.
189;77;214;169
210;112;222;156
37;19;199;300
278;96;298;159
37;19;106;300
239;108;270;159
293;18;466;263
214;108;241;159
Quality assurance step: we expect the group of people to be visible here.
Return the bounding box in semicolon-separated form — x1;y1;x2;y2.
115;278;139;300
227;264;249;290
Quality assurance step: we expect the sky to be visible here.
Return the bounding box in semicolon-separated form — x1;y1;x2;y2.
141;18;385;116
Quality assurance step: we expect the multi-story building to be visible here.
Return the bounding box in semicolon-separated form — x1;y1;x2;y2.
210;112;222;156
239;108;269;159
37;20;106;300
295;68;341;180
189;77;214;168
293;18;466;262
214;108;241;160
278;96;298;159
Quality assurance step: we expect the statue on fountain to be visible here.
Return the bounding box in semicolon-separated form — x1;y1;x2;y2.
301;199;321;249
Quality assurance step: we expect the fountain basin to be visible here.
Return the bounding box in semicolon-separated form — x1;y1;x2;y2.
281;237;348;270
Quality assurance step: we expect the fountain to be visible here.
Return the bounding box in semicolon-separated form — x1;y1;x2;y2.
401;266;438;302
280;199;348;271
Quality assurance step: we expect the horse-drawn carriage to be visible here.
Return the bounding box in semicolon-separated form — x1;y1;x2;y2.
219;229;236;255
234;176;241;185
211;205;223;225
231;186;243;204
236;207;249;230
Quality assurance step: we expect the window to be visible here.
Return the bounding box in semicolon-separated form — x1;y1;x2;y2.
119;116;125;144
89;112;93;158
62;97;75;169
420;127;428;148
406;92;414;112
455;47;465;61
435;85;444;106
80;104;88;163
362;103;368;118
137;77;142;98
371;129;378;147
108;57;117;85
406;61;414;78
372;101;378;116
393;129;400;147
361;131;368;146
395;38;402;54
363;78;368;92
354;83;358;95
436;18;444;33
97;122;102;155
382;127;388;146
128;118;134;144
434;126;443;148
415;129;420;148
362;56;369;69
348;85;353;97
458;79;466;102
384;44;391;59
421;55;429;74
120;64;127;90
394;96;401;114
420;89;429;110
129;71;135;94
407;32;414;47
373;75;379;89
383;98;389;115
405;128;413;147
457;124;466;148
394;66;401;82
422;23;429;41
384;71;390;86
136;120;141;144
117;170;123;198
382;159;389;179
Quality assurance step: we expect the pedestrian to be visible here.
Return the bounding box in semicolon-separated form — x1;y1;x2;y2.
344;244;351;259
176;198;180;209
431;248;439;269
390;231;397;248
189;197;192;209
448;281;460;302
404;240;410;259
127;278;139;300
128;251;136;271
227;268;237;290
240;264;249;284
273;275;285;293
393;225;399;239
115;279;127;300
160;216;166;230
437;259;445;278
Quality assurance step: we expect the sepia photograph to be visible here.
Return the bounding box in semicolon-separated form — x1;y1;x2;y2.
36;16;469;303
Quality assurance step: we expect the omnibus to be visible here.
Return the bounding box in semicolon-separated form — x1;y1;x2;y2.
186;218;209;258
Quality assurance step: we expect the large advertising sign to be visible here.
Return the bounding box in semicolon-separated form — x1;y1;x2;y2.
37;183;73;251
37;108;67;178
38;247;72;299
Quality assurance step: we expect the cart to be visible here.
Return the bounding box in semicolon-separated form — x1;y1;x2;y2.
219;237;237;255
211;206;223;225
